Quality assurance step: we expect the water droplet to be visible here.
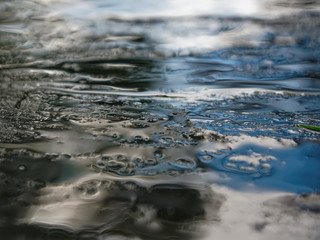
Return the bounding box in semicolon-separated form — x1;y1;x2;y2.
18;164;27;171
170;158;197;169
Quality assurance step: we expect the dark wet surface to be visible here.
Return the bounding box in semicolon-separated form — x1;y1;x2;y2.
1;0;320;239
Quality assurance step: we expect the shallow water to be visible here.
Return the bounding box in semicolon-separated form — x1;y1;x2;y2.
0;0;320;239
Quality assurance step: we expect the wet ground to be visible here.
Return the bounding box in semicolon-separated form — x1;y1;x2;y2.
0;0;320;239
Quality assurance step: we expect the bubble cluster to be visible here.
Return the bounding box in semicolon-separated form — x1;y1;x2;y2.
198;147;277;178
74;179;115;200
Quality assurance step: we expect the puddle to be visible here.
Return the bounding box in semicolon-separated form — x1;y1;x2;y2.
1;0;320;239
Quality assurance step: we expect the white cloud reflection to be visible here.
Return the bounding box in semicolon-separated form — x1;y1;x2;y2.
48;0;302;20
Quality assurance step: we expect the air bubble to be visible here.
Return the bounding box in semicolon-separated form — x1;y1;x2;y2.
133;135;147;143
107;160;126;170
94;161;106;170
86;187;98;195
75;180;101;199
199;154;214;163
118;162;136;175
147;118;158;123
154;149;165;160
116;154;128;162
101;155;112;160
170;158;197;170
145;169;157;175
129;121;150;128
144;159;157;166
133;157;145;168
168;169;178;176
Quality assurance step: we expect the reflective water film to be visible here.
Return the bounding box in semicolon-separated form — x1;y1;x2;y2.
1;0;320;239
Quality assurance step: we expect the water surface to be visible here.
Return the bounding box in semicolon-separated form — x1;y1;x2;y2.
0;0;320;239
